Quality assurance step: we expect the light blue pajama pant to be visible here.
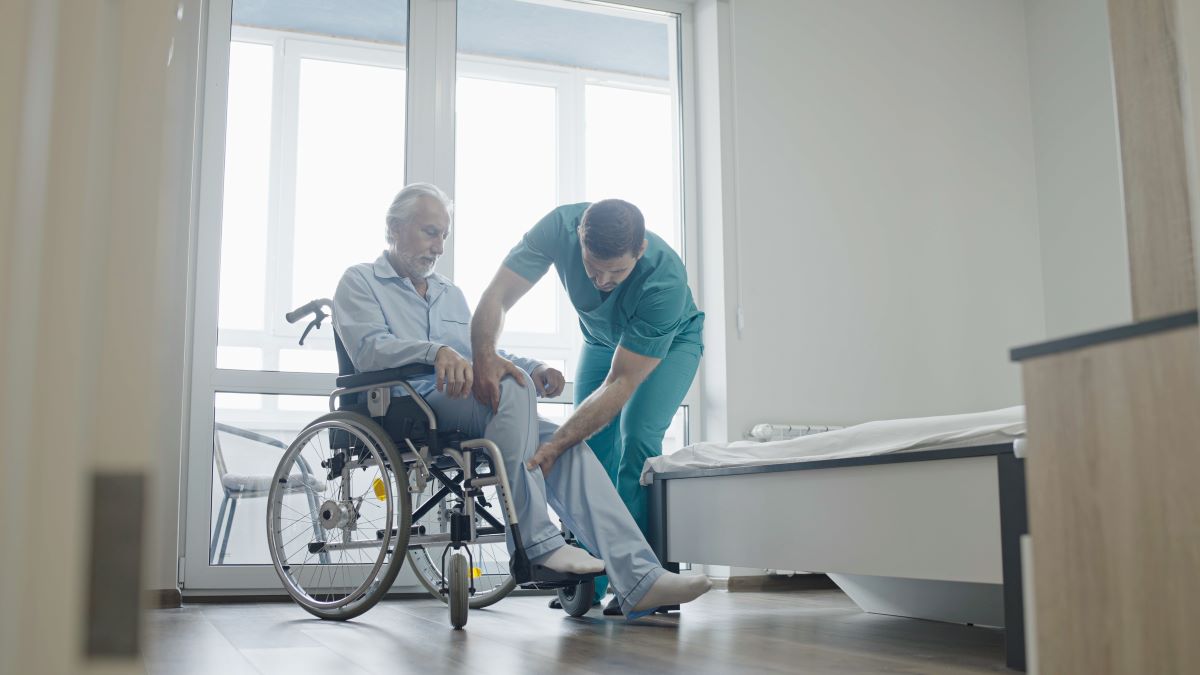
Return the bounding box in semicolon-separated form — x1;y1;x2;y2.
425;371;666;614
575;340;702;602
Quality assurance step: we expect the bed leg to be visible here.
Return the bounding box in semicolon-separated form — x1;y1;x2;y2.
998;453;1029;671
648;478;681;613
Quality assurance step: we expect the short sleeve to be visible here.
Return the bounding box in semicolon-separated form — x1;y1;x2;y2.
502;207;568;283
619;282;686;359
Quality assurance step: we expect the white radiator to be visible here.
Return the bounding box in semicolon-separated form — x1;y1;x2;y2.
747;422;843;442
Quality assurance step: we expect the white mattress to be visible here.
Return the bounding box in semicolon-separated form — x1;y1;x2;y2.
640;406;1026;485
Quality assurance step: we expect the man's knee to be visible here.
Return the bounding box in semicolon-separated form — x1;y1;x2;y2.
497;371;536;414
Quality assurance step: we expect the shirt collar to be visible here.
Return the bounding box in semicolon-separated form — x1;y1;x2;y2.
372;253;400;280
372;252;448;301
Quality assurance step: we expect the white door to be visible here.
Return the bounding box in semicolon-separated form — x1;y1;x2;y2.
181;0;697;593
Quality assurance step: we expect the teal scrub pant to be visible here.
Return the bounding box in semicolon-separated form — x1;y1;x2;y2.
575;339;701;603
427;371;667;614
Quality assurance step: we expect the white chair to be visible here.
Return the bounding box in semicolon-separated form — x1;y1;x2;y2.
210;422;327;565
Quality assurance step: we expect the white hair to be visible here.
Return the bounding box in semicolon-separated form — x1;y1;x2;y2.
385;183;454;245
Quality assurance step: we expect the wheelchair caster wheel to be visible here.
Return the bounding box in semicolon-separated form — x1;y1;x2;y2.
448;551;470;629
556;578;595;618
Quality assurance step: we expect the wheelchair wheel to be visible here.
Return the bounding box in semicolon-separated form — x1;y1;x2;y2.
557;578;596;618
267;411;410;621
407;472;515;609
448;550;470;629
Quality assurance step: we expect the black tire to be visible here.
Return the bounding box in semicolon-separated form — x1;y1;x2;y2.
408;478;516;609
557;578;596;618
410;546;517;609
448;551;470;629
267;411;410;621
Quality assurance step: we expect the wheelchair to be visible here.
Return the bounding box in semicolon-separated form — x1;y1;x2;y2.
266;299;600;628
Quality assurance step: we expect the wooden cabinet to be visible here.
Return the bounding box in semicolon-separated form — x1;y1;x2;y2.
1012;314;1200;674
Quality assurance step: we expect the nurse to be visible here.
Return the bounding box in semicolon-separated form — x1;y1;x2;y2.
470;199;703;613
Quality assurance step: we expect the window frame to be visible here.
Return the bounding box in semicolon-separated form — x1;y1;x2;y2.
182;0;700;592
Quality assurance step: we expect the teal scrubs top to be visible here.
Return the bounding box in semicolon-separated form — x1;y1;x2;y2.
503;203;704;359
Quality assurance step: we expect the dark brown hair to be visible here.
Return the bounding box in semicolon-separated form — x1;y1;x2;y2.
580;199;646;259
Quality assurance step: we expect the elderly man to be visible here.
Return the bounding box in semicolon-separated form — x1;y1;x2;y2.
332;183;711;618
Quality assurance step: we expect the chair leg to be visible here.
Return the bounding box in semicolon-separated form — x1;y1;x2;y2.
210;494;230;565
218;498;238;564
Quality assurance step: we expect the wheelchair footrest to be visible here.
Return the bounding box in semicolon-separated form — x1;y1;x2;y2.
516;564;604;591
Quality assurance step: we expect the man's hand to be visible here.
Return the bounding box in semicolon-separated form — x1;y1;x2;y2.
526;441;564;477
471;353;527;411
434;346;473;399
531;365;566;398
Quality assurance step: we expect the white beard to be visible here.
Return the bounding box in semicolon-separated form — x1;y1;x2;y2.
392;250;437;278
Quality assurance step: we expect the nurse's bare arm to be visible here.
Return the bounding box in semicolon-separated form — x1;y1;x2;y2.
526;347;659;476
471;266;536;410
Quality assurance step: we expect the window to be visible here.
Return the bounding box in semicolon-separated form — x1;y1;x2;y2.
453;0;685;377
186;0;694;588
216;29;407;376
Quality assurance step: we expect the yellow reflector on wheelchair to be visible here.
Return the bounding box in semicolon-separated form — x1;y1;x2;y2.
472;567;482;579
372;477;387;501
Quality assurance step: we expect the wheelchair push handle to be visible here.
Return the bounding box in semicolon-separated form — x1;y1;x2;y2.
286;298;333;346
286;298;332;324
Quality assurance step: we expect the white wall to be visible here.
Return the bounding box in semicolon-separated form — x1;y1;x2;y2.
704;0;1047;437
1025;0;1131;338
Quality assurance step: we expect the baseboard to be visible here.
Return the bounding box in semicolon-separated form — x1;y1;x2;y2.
722;574;837;593
145;588;182;609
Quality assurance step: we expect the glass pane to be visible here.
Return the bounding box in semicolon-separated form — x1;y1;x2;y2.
537;402;687;454
215;392;262;410
217;41;273;333
291;57;406;309
661;406;688;455
454;76;558;333
537;402;571;422
455;0;683;371
215;1;408;375
216;346;263;371
278;347;336;374
278;394;330;412
585;84;680;252
210;393;327;565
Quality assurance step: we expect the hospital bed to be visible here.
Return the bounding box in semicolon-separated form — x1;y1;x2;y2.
644;408;1029;671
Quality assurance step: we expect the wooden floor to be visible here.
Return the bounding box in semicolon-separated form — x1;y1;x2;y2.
145;589;1010;674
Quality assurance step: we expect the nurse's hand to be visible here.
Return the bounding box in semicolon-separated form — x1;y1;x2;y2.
435;346;473;399
531;365;566;398
526;442;564;477
472;353;527;411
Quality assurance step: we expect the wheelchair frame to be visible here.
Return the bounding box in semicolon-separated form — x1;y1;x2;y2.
268;299;600;628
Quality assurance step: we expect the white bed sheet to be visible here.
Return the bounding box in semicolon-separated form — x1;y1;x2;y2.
640;406;1025;485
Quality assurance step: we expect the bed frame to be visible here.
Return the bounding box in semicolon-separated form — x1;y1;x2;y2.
647;443;1028;671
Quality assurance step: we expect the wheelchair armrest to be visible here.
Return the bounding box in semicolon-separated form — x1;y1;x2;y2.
335;364;435;389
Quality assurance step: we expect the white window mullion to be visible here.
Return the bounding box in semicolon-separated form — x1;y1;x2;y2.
560;70;586;204
183;0;234;591
406;0;458;279
668;4;700;449
265;36;298;374
558;70;587;380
